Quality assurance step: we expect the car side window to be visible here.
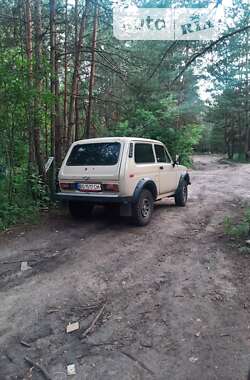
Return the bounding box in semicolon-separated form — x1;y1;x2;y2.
154;145;167;163
135;143;155;164
165;149;172;163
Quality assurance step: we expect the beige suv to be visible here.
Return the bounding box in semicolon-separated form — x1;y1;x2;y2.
57;137;191;226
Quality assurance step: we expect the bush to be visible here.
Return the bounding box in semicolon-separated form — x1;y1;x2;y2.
109;99;203;166
0;169;49;230
224;208;250;239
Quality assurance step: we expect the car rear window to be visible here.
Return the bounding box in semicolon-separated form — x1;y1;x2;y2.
66;142;121;166
135;143;155;164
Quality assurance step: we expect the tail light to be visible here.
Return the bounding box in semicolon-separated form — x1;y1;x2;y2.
60;182;72;190
103;183;119;192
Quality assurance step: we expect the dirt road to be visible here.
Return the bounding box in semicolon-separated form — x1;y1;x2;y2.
1;155;250;380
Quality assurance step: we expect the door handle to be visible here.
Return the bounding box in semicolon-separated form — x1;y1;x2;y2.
159;166;164;170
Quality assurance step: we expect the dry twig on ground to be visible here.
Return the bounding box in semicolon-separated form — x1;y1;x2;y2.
82;304;105;338
24;356;52;380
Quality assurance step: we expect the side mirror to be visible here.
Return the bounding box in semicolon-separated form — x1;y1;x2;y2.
173;155;180;167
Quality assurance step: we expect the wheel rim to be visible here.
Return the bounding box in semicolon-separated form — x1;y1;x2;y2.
141;198;151;218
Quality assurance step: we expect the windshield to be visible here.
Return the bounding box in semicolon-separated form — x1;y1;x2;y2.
66;142;121;166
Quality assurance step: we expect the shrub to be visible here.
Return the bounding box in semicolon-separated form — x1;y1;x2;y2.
0;169;49;231
109;100;203;166
224;208;250;239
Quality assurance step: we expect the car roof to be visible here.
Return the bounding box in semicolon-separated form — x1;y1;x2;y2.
73;137;163;145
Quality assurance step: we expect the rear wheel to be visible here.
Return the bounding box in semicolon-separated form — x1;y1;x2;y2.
69;201;94;218
175;181;188;207
132;189;154;226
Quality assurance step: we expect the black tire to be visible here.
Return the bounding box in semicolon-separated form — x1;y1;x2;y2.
69;201;94;218
132;189;154;226
175;181;188;207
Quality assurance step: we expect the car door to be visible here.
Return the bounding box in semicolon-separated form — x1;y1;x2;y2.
133;142;159;188
154;144;177;194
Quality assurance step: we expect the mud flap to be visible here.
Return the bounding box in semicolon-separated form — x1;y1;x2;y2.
120;203;132;216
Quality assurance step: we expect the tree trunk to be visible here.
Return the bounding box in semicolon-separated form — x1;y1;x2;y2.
75;0;78;55
74;0;80;141
85;3;99;139
55;46;61;166
67;1;88;145
75;80;80;140
49;0;57;193
33;0;45;179
63;0;68;153
50;0;56;159
245;26;250;160
24;0;34;169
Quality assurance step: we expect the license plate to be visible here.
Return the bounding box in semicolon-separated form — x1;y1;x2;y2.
76;183;102;192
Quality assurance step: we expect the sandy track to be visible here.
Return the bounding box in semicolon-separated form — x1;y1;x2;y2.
0;155;250;380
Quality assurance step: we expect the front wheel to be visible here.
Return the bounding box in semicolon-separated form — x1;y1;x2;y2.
132;189;154;226
175;181;188;207
69;201;94;218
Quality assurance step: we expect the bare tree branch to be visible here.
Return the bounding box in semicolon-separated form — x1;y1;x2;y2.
173;25;250;83
148;41;178;80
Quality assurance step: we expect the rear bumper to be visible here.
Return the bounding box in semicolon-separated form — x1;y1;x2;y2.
56;192;132;204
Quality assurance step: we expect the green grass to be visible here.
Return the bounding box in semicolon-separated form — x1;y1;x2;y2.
0;201;40;230
0;172;50;231
224;207;250;253
231;153;250;163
